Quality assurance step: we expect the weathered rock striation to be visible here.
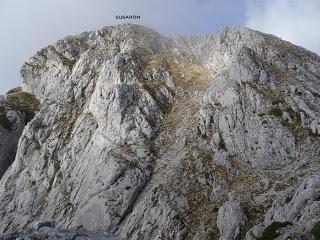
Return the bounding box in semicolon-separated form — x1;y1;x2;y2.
0;24;320;239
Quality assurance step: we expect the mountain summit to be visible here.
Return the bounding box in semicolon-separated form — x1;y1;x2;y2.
0;24;320;240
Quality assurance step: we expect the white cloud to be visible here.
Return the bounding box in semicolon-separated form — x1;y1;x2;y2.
245;0;320;55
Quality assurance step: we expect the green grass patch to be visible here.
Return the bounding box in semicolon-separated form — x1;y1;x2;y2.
213;101;222;108
312;221;320;240
285;196;293;203
219;136;227;151
199;149;213;162
6;87;22;95
312;91;320;99
197;126;208;139
48;45;76;69
268;107;283;118
272;99;283;105
6;91;39;123
258;222;292;240
285;107;301;123
315;195;320;202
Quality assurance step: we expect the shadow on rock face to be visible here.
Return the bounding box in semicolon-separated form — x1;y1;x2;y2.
0;89;39;179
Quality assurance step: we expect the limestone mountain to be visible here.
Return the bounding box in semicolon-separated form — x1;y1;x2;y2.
0;24;320;240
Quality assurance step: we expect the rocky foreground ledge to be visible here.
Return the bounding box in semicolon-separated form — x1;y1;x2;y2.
1;220;122;240
0;24;320;239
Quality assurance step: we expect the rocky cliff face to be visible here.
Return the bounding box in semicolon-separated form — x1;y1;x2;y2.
0;97;23;178
0;88;38;179
0;24;320;240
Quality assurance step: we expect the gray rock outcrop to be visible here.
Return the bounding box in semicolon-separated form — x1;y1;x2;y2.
0;24;319;239
217;201;247;240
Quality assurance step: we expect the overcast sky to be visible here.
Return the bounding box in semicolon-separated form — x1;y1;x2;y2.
0;0;319;94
